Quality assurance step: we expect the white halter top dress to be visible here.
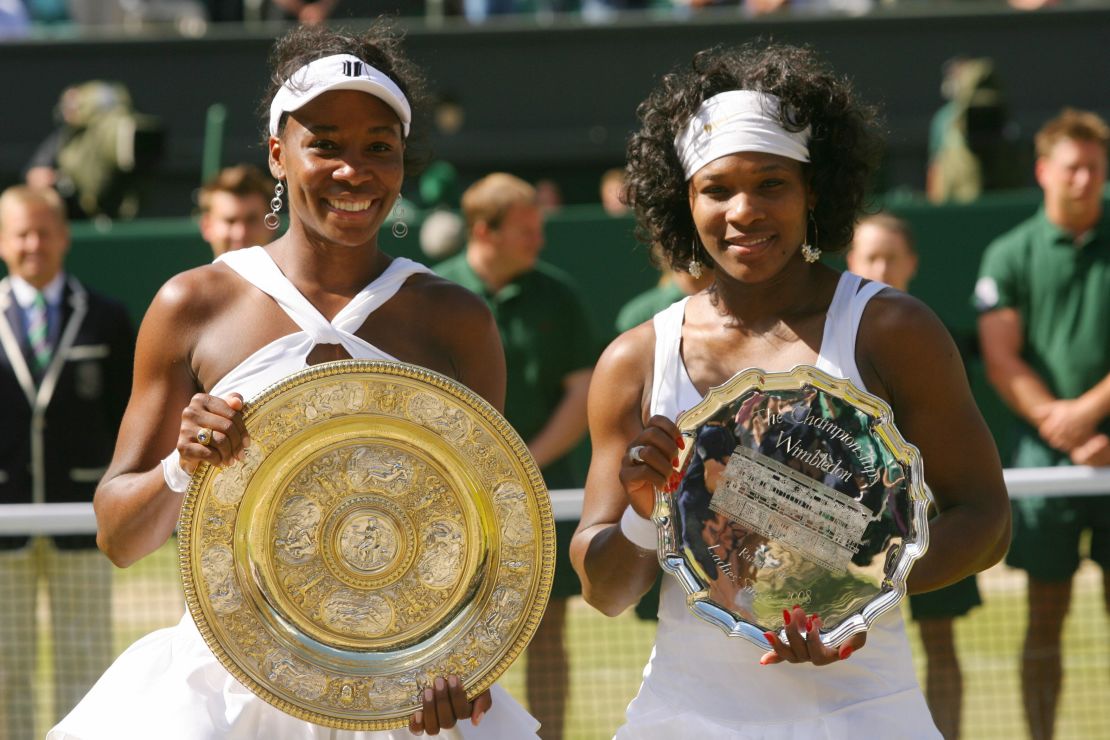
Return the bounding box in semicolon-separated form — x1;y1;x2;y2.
50;247;540;740
619;272;939;739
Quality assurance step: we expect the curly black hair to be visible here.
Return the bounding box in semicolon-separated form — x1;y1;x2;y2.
625;43;883;270
258;22;430;176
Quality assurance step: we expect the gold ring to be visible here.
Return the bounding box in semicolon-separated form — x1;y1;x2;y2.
196;427;214;447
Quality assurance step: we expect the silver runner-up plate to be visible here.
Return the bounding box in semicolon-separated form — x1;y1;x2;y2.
656;365;931;649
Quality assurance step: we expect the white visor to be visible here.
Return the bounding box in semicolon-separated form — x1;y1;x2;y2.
674;90;810;180
269;53;412;137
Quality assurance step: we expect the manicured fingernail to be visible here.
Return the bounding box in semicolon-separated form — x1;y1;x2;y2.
435;677;445;691
413;711;423;732
424;687;434;702
671;457;679;467
759;654;774;666
782;609;791;626
676;436;685;449
764;631;776;646
792;604;801;610
839;645;854;660
472;709;485;726
447;675;459;688
805;615;813;631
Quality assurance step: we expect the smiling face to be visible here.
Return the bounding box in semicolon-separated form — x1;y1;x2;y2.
268;89;404;248
688;152;813;284
0;195;69;289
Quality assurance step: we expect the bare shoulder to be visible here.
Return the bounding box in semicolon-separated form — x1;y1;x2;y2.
146;262;244;328
858;288;952;350
598;320;655;378
591;321;656;414
856;286;963;403
402;272;496;339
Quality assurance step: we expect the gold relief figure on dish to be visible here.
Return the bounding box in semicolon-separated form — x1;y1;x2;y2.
338;512;399;573
493;481;533;547
319;589;394;637
368;383;407;414
201;544;241;615
416;520;464;589
409;473;449;510
274;495;323;564
367;672;418;710
474;586;524;652
263;650;329;701
282;568;328;609
212;453;258;506
344;446;410;495
408;392;471;445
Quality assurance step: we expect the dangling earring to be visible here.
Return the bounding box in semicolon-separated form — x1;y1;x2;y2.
264;181;284;230
390;198;409;239
800;210;820;263
688;237;704;279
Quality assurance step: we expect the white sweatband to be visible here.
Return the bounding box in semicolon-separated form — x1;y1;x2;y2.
620;506;658;551
674;90;811;180
162;450;192;494
269;54;412;137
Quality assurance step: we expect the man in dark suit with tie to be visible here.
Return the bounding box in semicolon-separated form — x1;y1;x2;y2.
0;185;134;739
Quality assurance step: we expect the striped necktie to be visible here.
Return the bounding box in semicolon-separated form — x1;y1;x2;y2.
27;290;52;372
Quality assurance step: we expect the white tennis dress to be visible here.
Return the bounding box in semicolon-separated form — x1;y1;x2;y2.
49;247;540;740
618;272;940;739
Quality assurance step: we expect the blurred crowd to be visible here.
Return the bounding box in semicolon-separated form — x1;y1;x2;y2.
0;0;1080;36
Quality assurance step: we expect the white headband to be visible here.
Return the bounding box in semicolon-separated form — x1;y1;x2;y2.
269;54;412;137
674;90;811;180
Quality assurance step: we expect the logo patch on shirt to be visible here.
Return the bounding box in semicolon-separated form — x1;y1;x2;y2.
973;277;1000;312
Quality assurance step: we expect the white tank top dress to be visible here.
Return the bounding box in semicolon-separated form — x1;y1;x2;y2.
618;272;939;739
50;247;540;740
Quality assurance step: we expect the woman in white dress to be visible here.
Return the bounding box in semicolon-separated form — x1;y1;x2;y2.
51;23;539;740
571;43;1011;738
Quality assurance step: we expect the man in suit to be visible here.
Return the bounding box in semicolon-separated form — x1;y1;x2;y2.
0;185;134;739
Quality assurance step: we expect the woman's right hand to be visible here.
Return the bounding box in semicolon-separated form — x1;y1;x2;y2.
177;392;250;473
619;414;684;517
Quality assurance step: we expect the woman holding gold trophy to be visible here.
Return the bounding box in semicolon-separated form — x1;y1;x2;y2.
572;44;1011;737
51;24;541;740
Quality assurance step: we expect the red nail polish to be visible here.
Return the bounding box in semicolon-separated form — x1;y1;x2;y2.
805;616;813;631
839;645;854;660
782;609;791;626
792;604;801;610
764;631;776;646
676;436;685;449
671;457;679;467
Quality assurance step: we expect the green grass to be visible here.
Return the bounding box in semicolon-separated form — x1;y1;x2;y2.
28;545;1110;740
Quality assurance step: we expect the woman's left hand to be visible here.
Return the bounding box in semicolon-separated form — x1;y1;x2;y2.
409;676;491;735
759;606;867;667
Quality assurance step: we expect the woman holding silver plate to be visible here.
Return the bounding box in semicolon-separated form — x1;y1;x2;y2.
571;44;1010;737
51;23;539;740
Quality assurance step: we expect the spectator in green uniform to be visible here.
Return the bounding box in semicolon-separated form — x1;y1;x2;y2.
976;108;1110;740
615;244;715;335
436;172;601;740
849;212;980;740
